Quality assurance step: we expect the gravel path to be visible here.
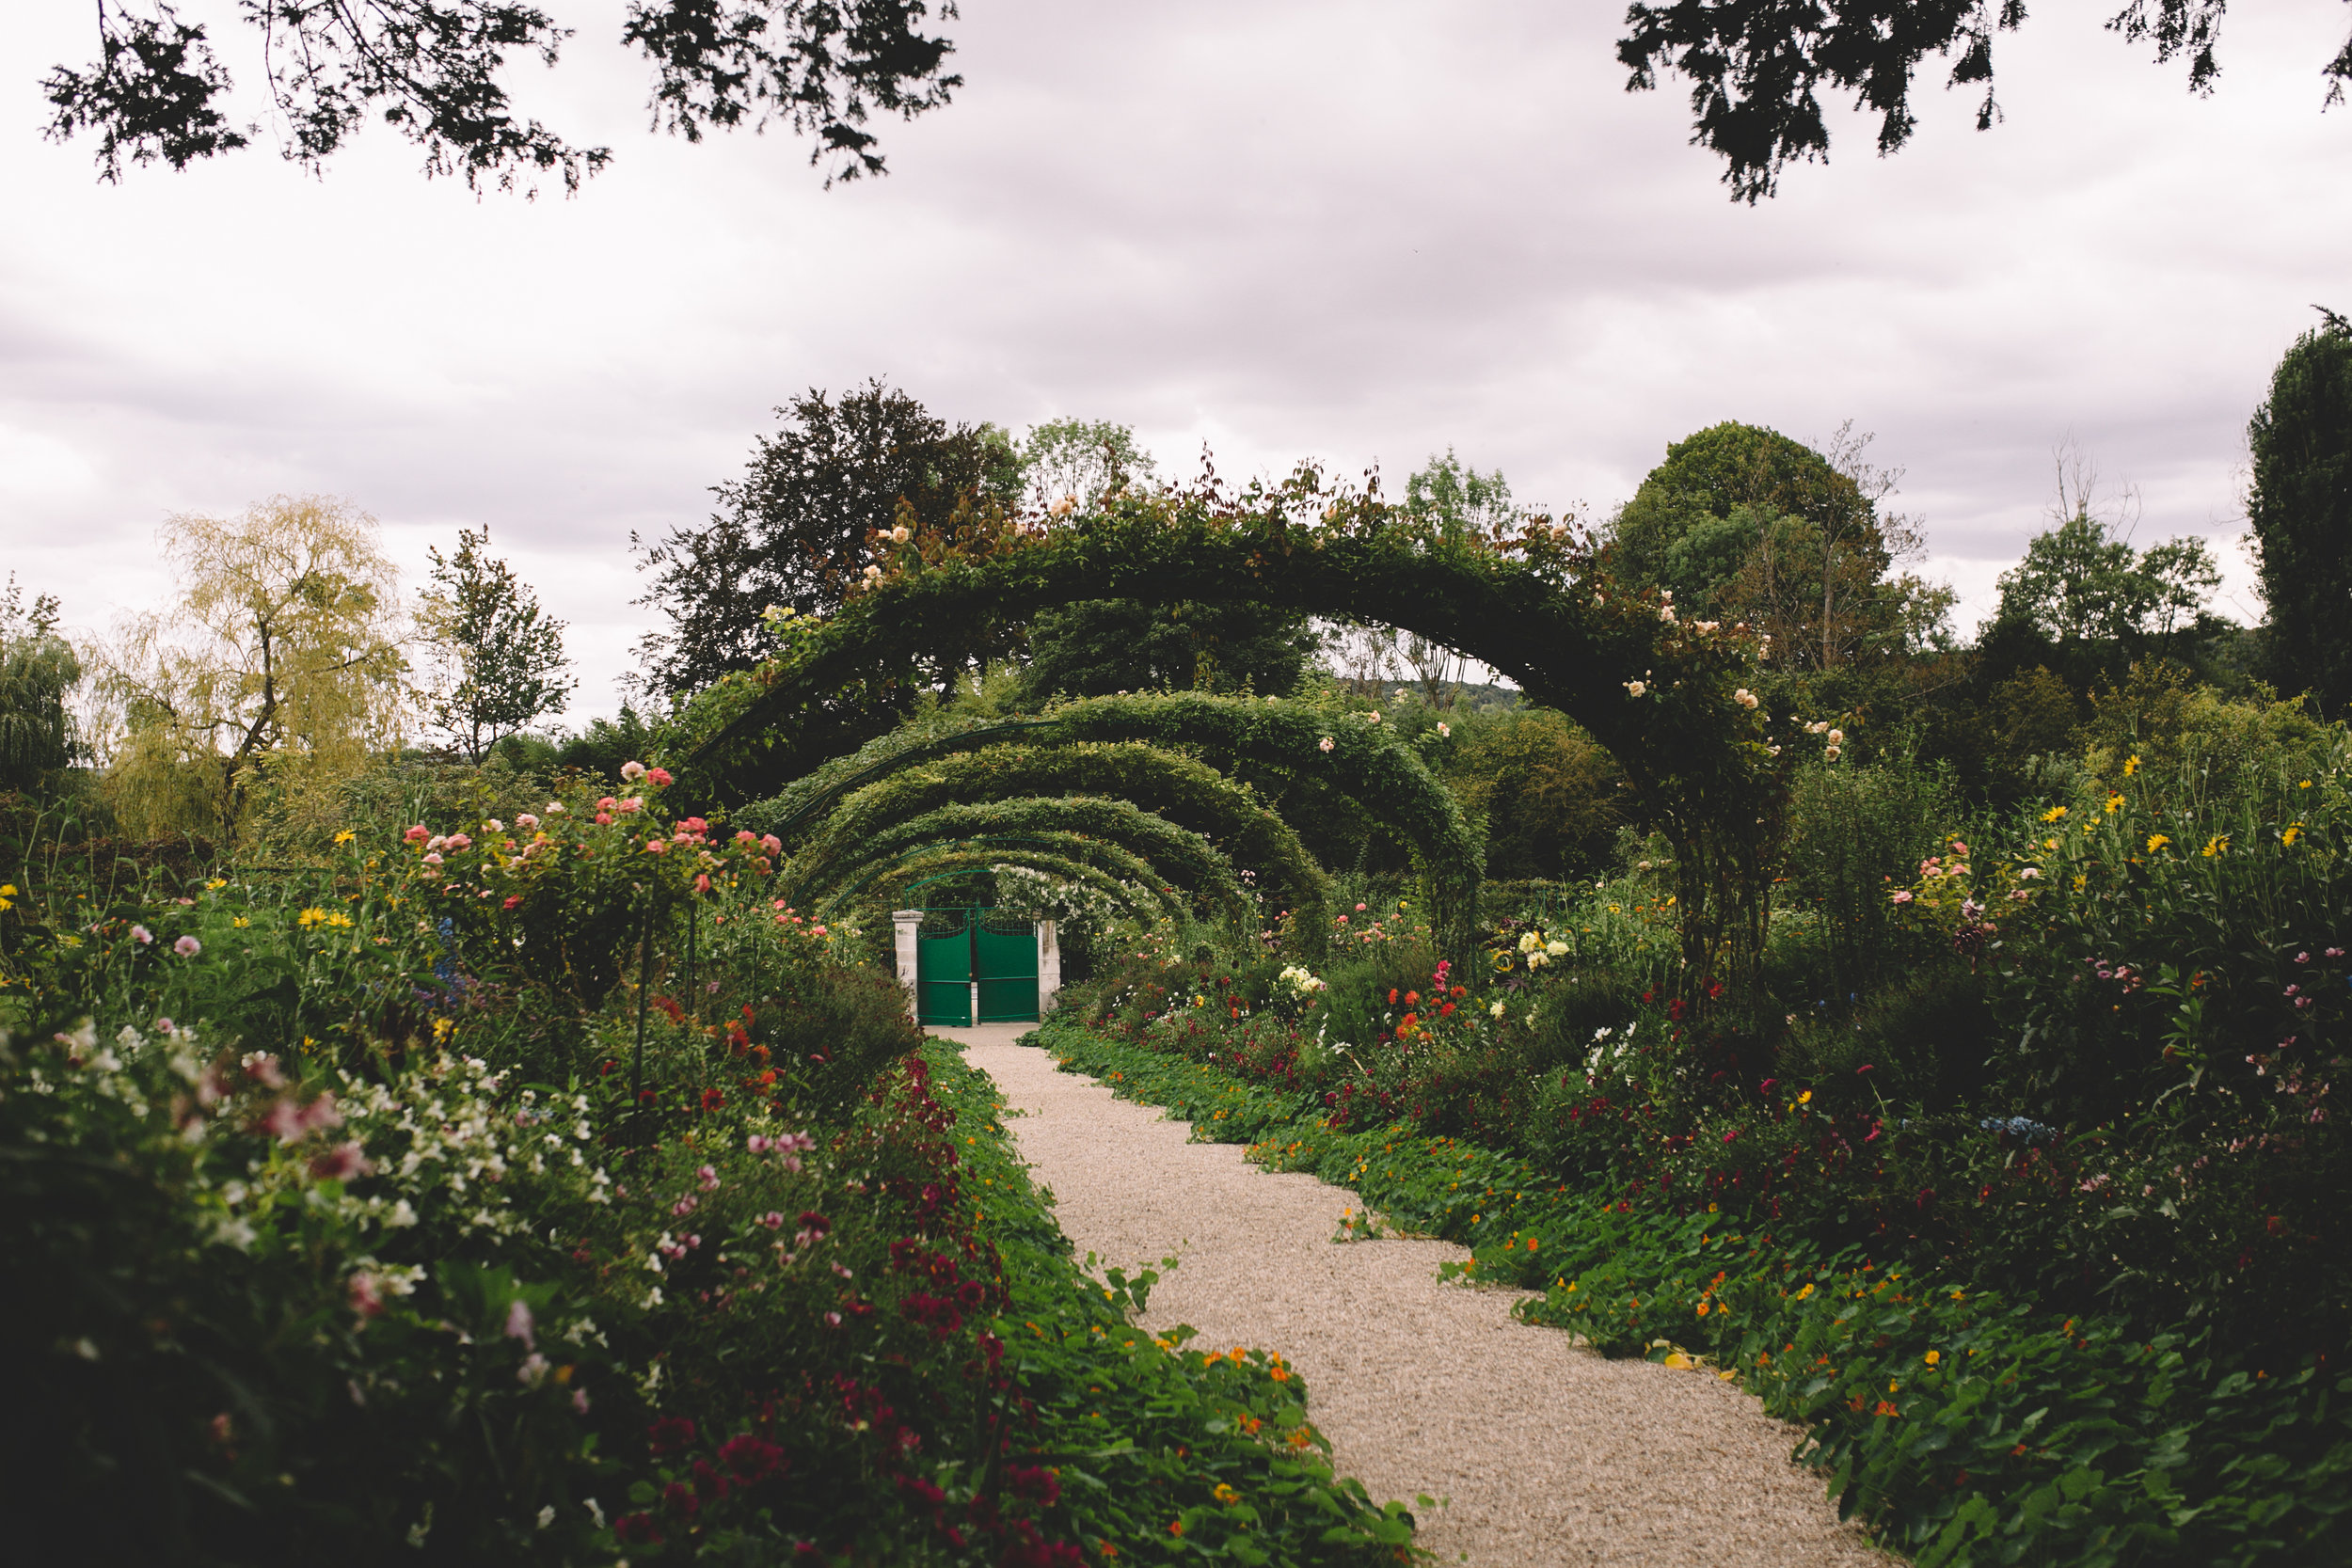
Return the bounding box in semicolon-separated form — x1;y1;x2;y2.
940;1024;1895;1568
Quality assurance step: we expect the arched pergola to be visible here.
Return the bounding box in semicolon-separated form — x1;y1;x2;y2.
786;742;1328;952
687;483;1773;992
740;689;1484;953
784;795;1273;948
818;836;1181;926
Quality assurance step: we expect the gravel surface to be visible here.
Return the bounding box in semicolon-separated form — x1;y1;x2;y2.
940;1025;1896;1568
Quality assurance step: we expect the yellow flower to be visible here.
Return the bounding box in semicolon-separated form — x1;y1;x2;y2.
2044;837;2059;851
333;830;358;845
1795;1282;1816;1299
296;908;327;927
1214;1483;1240;1505
327;911;354;928
205;878;226;890
2201;835;2229;858
2105;793;2123;815
2123;754;2139;776
2299;779;2313;789
2041;805;2069;823
0;883;14;911
232;916;250;928
2283;824;2303;847
1924;1350;1941;1366
1797;1089;1812;1104
2146;834;2170;853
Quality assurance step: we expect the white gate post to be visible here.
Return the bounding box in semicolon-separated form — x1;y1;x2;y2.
892;910;922;1017
1038;919;1061;1012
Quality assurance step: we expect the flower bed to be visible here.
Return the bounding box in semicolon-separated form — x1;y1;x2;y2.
0;783;1411;1566
1036;1021;2352;1566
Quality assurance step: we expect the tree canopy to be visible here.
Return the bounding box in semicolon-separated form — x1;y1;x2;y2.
89;495;410;841
634;380;1019;699
1604;421;1949;673
419;526;575;765
1619;0;2352;200
2248;312;2352;717
43;0;961;194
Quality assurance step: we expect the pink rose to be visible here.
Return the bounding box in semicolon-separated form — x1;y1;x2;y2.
404;824;430;845
648;767;674;787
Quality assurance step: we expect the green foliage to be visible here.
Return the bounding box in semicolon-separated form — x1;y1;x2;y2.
1438;706;1617;880
633;380;1023;699
2248;314;2352;718
555;705;659;784
0;783;1410;1564
746;691;1484;955
420;525;576;766
1020;597;1320;704
1990;510;2220;654
784;741;1330;957
1042;1022;2352;1566
42;0;961;192
693;462;1785;996
777;795;1255;936
1606;421;1949;678
0;575;79;790
1778;752;1957;1003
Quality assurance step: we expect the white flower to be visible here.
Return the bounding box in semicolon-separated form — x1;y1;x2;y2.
1733;688;1758;709
1367;710;1381;723
862;563;882;580
890;524;910;543
1827;728;1844;745
1490;1001;1506;1020
1545;941;1568;958
387;1198;419;1227
1518;932;1542;954
1824;745;1842;760
1624;680;1645;697
619;760;647;783
1437;721;1451;737
1319;736;1334;752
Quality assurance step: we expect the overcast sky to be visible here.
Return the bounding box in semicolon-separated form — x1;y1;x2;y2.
6;2;2347;722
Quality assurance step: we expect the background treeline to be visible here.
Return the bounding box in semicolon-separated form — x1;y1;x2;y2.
7;317;2347;904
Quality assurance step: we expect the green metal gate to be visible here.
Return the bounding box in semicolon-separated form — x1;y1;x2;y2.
914;908;1039;1027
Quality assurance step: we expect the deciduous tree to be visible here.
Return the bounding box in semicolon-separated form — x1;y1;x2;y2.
2247;310;2352;716
1618;0;2352;200
90;495;409;841
42;0;961;194
634;380;1019;698
0;577;80;793
419;525;577;765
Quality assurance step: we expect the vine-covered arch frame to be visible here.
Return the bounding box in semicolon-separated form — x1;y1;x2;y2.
784;742;1328;954
689;475;1778;990
742;690;1484;954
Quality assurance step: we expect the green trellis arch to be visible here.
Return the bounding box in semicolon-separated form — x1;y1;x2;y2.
823;837;1180;926
739;689;1483;954
785;742;1328;954
786;796;1271;949
686;482;1774;992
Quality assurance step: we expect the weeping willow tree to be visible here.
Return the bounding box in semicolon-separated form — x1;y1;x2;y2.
88;496;411;845
0;576;80;794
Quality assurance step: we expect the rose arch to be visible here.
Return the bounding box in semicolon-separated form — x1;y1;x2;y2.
688;475;1777;990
